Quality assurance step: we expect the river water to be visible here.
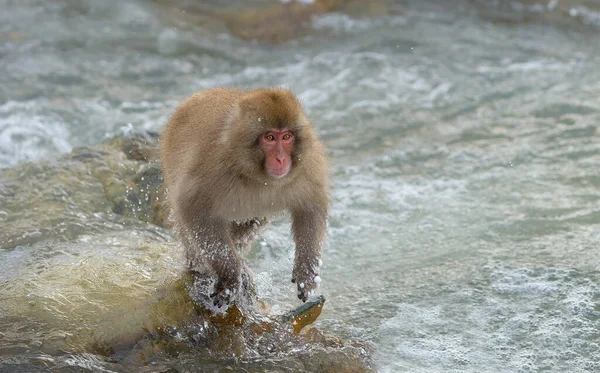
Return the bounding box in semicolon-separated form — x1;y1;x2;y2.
2;0;600;372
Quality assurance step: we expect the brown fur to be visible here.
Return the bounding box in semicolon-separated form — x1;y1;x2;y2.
160;87;329;306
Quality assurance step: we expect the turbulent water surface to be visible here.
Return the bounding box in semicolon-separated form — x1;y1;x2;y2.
2;0;600;372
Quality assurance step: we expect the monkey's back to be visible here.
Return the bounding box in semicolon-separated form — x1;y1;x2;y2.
160;88;244;187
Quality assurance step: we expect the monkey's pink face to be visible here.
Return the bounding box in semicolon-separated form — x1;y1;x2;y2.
259;129;294;178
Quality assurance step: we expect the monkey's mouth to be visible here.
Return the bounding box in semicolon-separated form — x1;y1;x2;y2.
267;167;290;178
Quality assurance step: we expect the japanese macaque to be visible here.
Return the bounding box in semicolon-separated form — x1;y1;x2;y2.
160;87;329;308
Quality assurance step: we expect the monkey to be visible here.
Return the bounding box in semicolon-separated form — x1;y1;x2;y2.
160;87;329;308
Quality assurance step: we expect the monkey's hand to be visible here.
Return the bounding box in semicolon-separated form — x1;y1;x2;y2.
291;263;321;302
210;272;241;308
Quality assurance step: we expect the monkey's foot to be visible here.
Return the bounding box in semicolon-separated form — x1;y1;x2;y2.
189;270;256;313
210;284;238;308
240;264;257;298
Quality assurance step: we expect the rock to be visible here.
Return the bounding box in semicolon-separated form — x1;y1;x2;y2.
152;0;390;43
0;132;375;372
85;274;374;372
0;132;166;250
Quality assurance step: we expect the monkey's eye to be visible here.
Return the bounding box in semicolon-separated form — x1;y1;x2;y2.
282;133;292;141
265;134;275;142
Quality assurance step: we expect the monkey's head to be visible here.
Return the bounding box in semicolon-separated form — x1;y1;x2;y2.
227;89;313;183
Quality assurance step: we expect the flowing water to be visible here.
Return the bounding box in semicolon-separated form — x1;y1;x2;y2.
2;0;600;371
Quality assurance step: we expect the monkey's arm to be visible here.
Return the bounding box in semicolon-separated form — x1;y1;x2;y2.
188;217;243;307
291;205;327;302
230;217;268;295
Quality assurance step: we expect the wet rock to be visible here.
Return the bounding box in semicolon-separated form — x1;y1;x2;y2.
29;340;43;348
94;276;375;372
152;0;390;43
474;0;600;28
223;0;355;43
0;132;375;372
94;132;166;226
0;132;166;249
281;295;326;333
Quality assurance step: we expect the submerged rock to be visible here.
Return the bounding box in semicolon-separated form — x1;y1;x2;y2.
152;0;390;43
0;132;166;250
91;275;373;372
221;0;386;43
0;133;375;372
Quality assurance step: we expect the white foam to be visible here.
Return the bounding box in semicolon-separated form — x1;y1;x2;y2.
378;265;600;372
0;100;72;167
